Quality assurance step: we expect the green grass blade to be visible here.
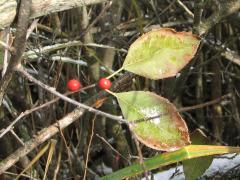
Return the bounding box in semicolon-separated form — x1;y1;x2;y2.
100;145;240;180
183;129;213;180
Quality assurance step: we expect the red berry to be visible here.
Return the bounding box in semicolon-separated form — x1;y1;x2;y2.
67;79;81;91
98;78;111;90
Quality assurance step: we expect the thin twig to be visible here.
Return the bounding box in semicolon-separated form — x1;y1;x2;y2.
0;40;12;51
9;130;25;146
3;171;38;180
176;0;194;18
26;19;39;39
149;0;162;26
83;115;96;180
133;134;149;180
52;142;62;180
56;121;73;172
179;94;232;112
96;134;130;163
24;40;126;60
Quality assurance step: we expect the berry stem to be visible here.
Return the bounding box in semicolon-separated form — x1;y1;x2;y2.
106;67;123;79
105;89;116;97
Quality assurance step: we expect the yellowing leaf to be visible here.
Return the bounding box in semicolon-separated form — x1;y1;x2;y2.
114;91;190;151
123;28;200;79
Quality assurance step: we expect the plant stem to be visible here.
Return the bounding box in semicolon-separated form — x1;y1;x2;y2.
105;89;116;96
106;67;123;79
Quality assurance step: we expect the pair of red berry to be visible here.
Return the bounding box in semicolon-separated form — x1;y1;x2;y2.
67;78;111;91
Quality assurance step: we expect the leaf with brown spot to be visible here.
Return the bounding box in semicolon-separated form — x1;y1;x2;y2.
113;91;190;151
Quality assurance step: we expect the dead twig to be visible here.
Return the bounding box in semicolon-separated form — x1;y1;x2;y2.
83;115;96;180
176;0;194;18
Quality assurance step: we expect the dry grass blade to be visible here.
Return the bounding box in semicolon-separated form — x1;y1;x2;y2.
15;140;51;179
43;139;57;180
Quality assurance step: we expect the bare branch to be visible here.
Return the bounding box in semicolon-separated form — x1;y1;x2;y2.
0;0;31;105
0;0;110;29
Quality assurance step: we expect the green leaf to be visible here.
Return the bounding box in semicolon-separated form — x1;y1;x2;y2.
122;28;200;79
100;145;240;180
183;129;213;180
114;91;190;151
